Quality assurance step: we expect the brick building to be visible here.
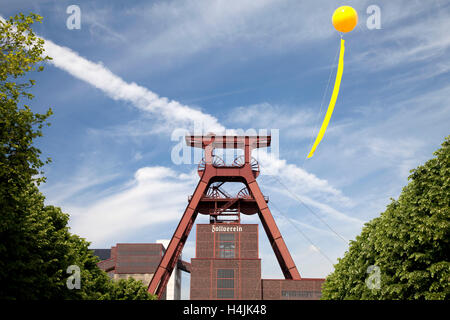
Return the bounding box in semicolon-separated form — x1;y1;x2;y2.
190;223;325;300
92;242;190;300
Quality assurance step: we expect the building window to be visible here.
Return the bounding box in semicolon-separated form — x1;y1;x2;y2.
218;233;235;258
217;269;234;299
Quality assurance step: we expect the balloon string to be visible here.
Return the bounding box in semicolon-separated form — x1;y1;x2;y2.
307;38;345;159
302;41;340;167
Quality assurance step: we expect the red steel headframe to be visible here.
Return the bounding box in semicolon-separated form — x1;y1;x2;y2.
147;134;300;299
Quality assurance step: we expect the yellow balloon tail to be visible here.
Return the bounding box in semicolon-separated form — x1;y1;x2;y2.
307;38;345;159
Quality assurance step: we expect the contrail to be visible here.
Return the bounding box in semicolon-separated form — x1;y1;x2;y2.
43;39;225;133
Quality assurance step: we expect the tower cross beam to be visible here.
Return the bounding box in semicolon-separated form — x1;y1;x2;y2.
185;135;271;150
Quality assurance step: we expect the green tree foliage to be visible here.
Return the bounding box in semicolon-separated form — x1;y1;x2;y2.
101;277;158;300
0;14;155;300
322;136;450;300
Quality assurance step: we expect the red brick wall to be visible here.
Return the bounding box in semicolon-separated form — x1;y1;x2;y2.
190;259;261;300
261;279;325;300
114;243;163;274
191;224;261;300
195;224;258;259
97;258;115;272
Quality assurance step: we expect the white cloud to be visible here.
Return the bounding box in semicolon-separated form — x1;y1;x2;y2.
81;6;127;43
41;169;119;205
66;166;197;246
228;103;317;140
326;84;450;183
257;151;352;205
123;0;336;61
134;152;143;161
350;1;450;75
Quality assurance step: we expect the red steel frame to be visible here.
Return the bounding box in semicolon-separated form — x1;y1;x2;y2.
148;134;301;299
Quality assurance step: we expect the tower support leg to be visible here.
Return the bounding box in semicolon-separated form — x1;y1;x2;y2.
247;180;301;280
148;179;208;298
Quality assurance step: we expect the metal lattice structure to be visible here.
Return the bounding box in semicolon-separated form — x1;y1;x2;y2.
147;134;301;299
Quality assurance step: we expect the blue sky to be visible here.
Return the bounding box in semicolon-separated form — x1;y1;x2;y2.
2;0;449;299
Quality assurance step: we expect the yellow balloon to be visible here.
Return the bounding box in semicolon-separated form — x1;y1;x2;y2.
332;6;358;33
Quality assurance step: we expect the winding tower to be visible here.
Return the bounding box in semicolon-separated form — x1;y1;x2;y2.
147;134;301;299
